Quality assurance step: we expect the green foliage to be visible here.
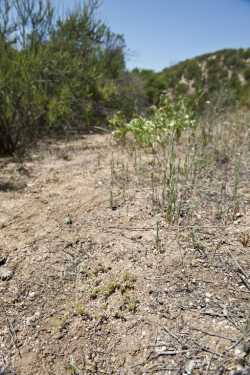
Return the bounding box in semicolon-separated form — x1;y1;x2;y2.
243;67;250;81
55;313;68;328
86;273;136;301
0;0;250;156
65;213;72;224
133;47;250;114
108;97;194;146
0;0;141;155
122;295;138;311
230;71;241;91
70;301;91;318
133;69;167;105
223;50;246;70
185;60;201;80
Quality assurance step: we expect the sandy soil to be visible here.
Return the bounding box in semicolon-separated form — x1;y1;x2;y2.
1;130;250;375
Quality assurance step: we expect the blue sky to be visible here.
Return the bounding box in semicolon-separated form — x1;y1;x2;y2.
56;0;250;72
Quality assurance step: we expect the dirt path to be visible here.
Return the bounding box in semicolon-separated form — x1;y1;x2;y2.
1;131;250;374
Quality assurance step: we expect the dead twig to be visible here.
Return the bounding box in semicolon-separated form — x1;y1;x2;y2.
189;326;237;342
0;300;21;357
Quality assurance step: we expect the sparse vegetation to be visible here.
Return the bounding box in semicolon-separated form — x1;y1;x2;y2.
55;313;69;328
65;213;72;224
133;47;250;112
1;2;250;373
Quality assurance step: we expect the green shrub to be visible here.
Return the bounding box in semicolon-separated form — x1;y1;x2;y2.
185;60;201;80
0;0;142;154
243;67;250;81
108;97;194;146
244;48;250;60
230;72;241;90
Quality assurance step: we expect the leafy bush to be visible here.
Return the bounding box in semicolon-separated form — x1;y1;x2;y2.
185;60;201;80
244;48;250;60
230;72;241;90
243;67;250;81
134;69;167;105
0;0;143;154
175;83;188;96
108;97;194;146
219;70;228;79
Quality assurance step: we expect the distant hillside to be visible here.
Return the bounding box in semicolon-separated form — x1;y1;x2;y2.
133;48;250;110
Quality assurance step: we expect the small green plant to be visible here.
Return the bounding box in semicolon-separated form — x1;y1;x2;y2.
122;295;138;311
126;163;129;181
233;192;243;218
70;301;91;318
65;213;72;224
88;287;100;299
85;273;136;301
189;229;199;244
40;147;44;160
65;356;80;374
103;282;117;299
55;313;68;328
97;312;109;321
114;309;124;319
92;264;109;276
189;200;195;223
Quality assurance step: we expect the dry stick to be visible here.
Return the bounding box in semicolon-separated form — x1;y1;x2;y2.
227;248;249;279
48;350;64;357
106;338;121;355
145;333;160;361
147;364;179;373
189;326;237;343
215;300;241;331
145;350;188;363
223;336;244;353
192;340;222;358
0;300;21;357
163;326;183;345
107;224;250;231
94;126;110;132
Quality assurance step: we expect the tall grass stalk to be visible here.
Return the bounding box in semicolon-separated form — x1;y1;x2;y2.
126;163;129;182
156;217;160;249
110;190;113;208
151;172;154;205
234;148;242;194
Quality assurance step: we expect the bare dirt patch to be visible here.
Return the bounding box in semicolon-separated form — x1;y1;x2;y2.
1;126;250;374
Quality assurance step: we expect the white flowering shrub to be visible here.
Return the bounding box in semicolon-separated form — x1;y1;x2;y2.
108;97;194;147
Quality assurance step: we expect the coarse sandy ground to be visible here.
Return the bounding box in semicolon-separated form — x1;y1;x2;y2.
1;120;250;375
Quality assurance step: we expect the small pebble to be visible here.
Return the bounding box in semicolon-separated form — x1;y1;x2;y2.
0;268;13;281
